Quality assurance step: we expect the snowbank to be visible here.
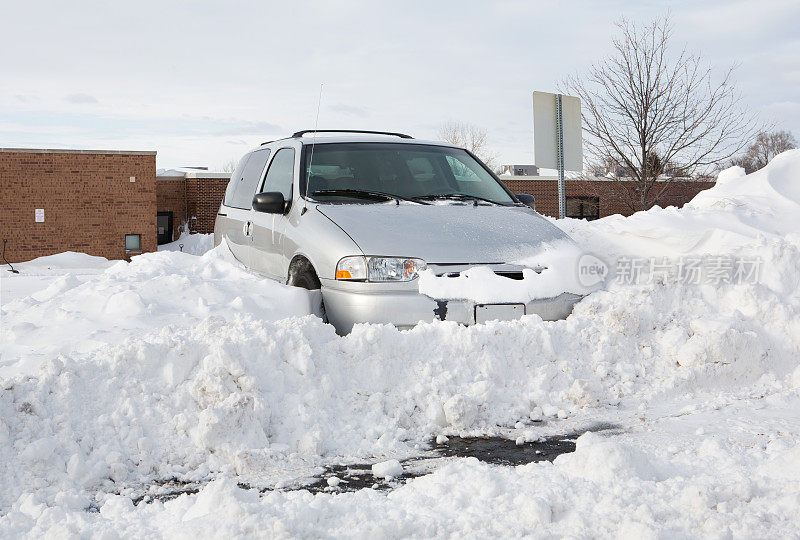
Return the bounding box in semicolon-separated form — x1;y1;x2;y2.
8;251;115;273
1;252;118;305
692;149;800;215
157;232;214;256
1;237;798;514
1;241;318;377
1;150;799;536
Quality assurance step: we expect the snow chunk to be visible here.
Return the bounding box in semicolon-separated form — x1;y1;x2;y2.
555;432;669;483
372;460;403;479
716;165;746;184
326;477;341;487
443;395;478;428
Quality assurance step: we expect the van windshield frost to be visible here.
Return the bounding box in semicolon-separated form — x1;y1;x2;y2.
302;143;515;204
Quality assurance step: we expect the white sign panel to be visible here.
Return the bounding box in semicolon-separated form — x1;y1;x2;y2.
533;91;583;171
35;208;44;223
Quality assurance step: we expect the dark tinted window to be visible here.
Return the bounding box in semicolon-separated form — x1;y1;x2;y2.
566;197;600;220
302;143;513;204
223;154;250;207
261;148;295;200
228;149;271;209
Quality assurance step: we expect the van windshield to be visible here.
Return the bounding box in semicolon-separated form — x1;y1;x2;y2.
301;143;514;205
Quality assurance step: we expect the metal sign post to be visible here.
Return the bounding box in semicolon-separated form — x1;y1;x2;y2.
555;94;566;219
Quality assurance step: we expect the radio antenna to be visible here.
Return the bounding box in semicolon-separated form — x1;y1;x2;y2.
302;83;323;215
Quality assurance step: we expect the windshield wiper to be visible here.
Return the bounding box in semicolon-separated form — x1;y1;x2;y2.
311;189;429;204
412;193;502;205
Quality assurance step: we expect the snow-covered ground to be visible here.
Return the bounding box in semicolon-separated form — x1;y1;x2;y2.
1;151;799;537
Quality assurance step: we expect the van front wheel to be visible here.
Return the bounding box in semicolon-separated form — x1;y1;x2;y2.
288;259;326;322
293;270;321;290
289;259;321;290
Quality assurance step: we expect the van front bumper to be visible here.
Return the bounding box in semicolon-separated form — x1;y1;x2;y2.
320;279;583;334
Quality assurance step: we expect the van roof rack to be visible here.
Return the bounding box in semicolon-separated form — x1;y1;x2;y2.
291;129;413;139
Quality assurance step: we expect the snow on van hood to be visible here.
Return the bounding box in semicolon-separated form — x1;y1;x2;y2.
316;203;573;263
417;240;598;302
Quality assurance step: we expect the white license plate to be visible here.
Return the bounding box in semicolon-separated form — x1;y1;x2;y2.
475;303;525;323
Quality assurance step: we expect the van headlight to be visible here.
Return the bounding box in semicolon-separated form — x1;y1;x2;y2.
336;256;426;282
335;256;367;281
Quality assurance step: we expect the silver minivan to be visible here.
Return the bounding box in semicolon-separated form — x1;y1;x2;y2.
214;130;584;334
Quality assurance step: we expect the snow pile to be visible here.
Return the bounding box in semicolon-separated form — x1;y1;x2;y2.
560;149;800;266
1;242;798;513
157;232;214;256
1;253;117;305
1;242;317;376
692;149;800;218
6;252;116;275
0;151;799;536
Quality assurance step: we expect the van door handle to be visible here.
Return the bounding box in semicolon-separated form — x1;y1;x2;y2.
243;221;252;237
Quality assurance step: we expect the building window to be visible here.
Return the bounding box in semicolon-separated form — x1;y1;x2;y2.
566;197;600;220
125;234;142;252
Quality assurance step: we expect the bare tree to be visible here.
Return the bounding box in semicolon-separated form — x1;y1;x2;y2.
563;15;758;212
219;158;239;173
730;130;796;173
437;121;498;169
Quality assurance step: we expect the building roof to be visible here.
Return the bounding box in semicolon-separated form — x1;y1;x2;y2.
0;147;156;155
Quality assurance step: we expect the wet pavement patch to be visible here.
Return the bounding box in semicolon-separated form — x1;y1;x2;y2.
430;421;621;466
277;463;427;494
260;432;584;494
125;424;620;502
431;435;576;466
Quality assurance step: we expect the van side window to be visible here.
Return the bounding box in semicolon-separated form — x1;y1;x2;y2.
261;148;295;201
223;154;250;207
229;149;271;209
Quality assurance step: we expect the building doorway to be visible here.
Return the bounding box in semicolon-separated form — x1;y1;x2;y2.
157;212;174;245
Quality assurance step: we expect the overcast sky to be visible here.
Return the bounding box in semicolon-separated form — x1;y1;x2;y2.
1;0;798;169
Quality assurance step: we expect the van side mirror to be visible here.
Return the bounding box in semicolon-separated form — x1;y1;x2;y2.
252;192;286;213
515;193;536;211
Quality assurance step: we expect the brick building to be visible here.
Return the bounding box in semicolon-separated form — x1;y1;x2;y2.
0;148;158;263
156;168;230;244
0;149;230;263
499;174;715;220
